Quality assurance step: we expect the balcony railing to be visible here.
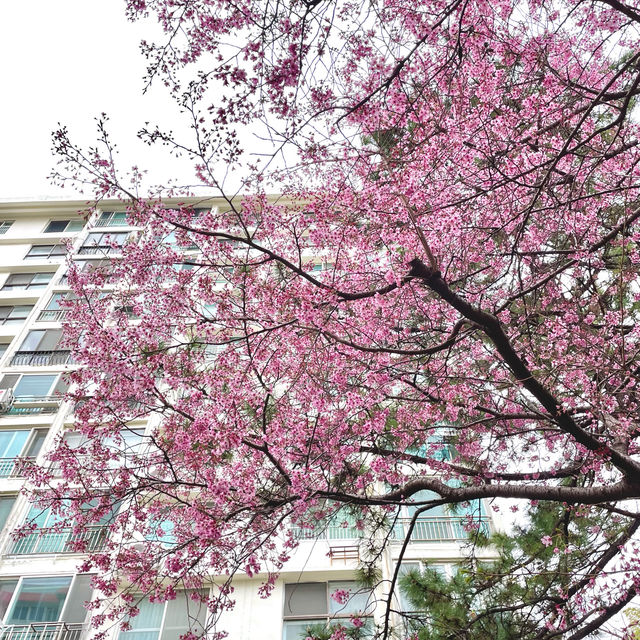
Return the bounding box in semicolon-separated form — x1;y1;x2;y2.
0;456;34;478
94;217;128;227
393;517;490;542
6;396;62;415
292;523;361;541
77;246;122;256
11;351;73;366
7;525;108;555
0;623;87;640
36;310;68;322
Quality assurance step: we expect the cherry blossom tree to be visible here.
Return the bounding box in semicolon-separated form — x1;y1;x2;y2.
37;0;640;637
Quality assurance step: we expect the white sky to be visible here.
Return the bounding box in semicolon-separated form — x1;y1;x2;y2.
0;1;196;200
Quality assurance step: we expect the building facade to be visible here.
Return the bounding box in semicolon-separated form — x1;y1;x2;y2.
0;199;497;640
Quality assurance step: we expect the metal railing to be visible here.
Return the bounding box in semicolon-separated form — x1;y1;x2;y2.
292;523;361;541
0;456;35;478
8;525;108;555
11;351;73;366
77;246;122;256
94;217;128;227
393;517;490;542
0;623;87;640
37;310;68;322
6;396;62;415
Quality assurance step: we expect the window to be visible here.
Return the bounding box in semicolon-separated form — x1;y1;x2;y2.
25;245;67;260
0;306;33;325
0;495;17;532
12;329;71;366
0;373;68;403
37;293;78;322
10;500;113;555
2;273;53;290
161;231;198;251
94;211;128;227
393;490;489;542
0;575;93;625
61;428;144;471
1;374;68;415
282;581;374;640
78;232;129;255
118;591;207;640
0;428;47;477
396;562;451;617
0;221;14;235
43;220;84;233
18;329;64;352
60;258;114;285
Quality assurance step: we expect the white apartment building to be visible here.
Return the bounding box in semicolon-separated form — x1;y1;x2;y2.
0;199;497;640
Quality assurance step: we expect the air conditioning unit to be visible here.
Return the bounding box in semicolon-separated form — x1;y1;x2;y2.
0;388;14;412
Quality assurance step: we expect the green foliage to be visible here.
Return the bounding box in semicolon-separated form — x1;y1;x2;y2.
397;500;631;639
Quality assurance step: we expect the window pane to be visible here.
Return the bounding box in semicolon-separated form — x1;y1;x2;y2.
0;579;18;620
9;306;32;319
0;308;10;320
119;599;164;640
0;375;20;390
406;490;446;518
26;430;48;457
31;273;53;288
44;221;68;233
60;574;94;623
397;563;422;612
159;592;206;640
38;329;63;351
328;582;373;616
0;221;14;235
20;330;45;351
0;430;30;458
4;274;30;287
66;220;84;232
27;246;51;257
6;576;72;623
53;376;69;396
284;583;327;617
45;294;65;310
283;620;327;640
0;496;17;532
13;375;57;397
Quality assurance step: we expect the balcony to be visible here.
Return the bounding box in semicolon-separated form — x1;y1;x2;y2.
7;525;108;555
292;523;360;541
11;351;73;367
36;310;68;323
0;623;87;640
0;456;34;478
6;396;62;415
393;516;491;543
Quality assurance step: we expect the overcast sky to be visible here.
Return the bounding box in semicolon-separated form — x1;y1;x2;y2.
0;1;196;201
